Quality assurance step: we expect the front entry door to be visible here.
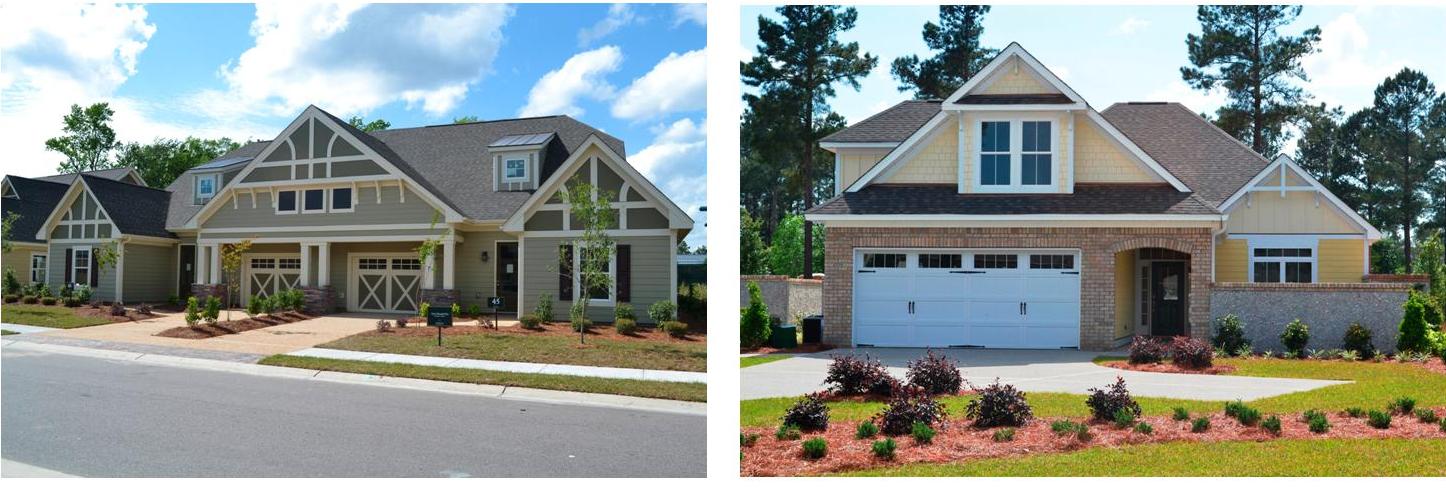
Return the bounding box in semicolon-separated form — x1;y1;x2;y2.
495;242;519;313
1150;261;1187;336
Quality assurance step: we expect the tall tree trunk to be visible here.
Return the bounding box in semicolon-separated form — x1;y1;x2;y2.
802;66;817;279
1251;12;1265;154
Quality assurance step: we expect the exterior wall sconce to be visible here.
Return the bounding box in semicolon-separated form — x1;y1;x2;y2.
481;250;490;263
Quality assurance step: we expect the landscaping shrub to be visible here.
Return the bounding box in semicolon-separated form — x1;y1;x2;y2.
876;386;946;435
1134;421;1154;435
1388;396;1416;415
1234;405;1262;426
21;295;38;304
1423;293;1444;328
781;393;829;432
965;380;1033;428
614;302;635;321
741;433;759;447
41;297;58;306
533;293;554;322
1440;419;1446;433
1262;415;1282;435
519;313;543;329
420;302;431;320
136;303;152;315
992;428;1015;442
1085;376;1141;422
466;304;482;318
823;355;887;395
2;295;17;303
905;350;963;395
871;438;897;460
569;303;592;332
1171;337;1214;369
868;373;904;398
245;296;261;318
396;318;408;328
1073;425;1093;442
775;424;801;441
185;297;201;327
1050;420;1082;437
1;268;19;295
1280;319;1310;358
109;302;125;316
1342;323;1376;357
1398;293;1432;354
660;320;689;338
450;302;461;318
1172;407;1190;421
1111;408;1136;428
615;318;638;335
1345;407;1365;418
801;438;827;460
740;282;770;349
1128;336;1169;364
62;297;81;307
910;421;936;444
1367;410;1392;429
648;300;677;323
203;296;221;324
1305;411;1330;433
1415;409;1439;424
375;319;391;332
1212;314;1249;355
855;421;878;439
1191;417;1211;433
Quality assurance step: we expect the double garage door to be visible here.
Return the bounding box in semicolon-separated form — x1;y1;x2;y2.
853;249;1080;349
348;254;423;314
242;255;301;306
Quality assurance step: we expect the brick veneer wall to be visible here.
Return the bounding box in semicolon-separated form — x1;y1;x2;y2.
822;226;1214;350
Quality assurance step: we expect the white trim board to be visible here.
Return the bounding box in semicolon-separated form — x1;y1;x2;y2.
1218;155;1381;240
500;135;693;233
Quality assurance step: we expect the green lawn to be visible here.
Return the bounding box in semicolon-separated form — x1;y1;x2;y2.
741;354;791;368
0;304;112;329
836;438;1446;476
320;331;707;372
260;355;706;402
741;357;1446;428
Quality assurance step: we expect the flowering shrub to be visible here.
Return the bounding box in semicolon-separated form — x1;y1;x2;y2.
1128;336;1169;364
823;355;888;396
906;350;963;395
965;380;1033;428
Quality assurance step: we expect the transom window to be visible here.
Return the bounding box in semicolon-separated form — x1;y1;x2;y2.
863;253;907;268
976;118;1056;191
918;253;963;269
1029;254;1074;269
1251;247;1314;283
503;156;528;182
974;254;1018;269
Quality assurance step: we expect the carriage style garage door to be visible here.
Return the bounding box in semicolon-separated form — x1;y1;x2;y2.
242;254;301;306
852;249;1081;349
348;254;423;314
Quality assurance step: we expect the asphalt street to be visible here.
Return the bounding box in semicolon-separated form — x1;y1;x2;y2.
1;348;705;477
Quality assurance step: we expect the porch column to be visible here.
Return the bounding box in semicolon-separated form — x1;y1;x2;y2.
317;243;331;287
115;240;126;303
442;239;456;290
207;244;221;284
299;244;312;287
422;250;436;289
194;244;204;284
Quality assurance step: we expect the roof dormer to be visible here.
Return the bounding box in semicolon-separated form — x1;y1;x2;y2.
489;132;554;192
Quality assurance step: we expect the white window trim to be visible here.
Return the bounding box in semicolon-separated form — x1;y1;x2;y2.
300;188;327;214
30;252;47;284
1245;235;1318;283
329;187;355;213
274;190;299;215
571;242;617;305
502;154;530;183
71;246;92;287
194;173;220;205
970;113;1060;193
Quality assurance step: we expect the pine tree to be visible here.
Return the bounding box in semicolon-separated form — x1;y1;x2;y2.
891;6;996;99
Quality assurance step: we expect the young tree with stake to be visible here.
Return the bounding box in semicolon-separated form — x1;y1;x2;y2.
564;180;615;344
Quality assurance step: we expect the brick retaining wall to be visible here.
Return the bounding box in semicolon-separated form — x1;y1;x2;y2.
1209;282;1412;353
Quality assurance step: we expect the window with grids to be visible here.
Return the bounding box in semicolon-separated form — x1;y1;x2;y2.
72;248;91;285
504;157;527;181
1251;247;1313;283
980;121;1011;186
1021;121;1052;185
974;254;1018;269
250;258;276;269
918;253;962;269
1139;265;1149;325
1029;254;1074;269
358;258;388;270
391;259;422;270
30;254;47;283
277;258;301;269
862;253;906;268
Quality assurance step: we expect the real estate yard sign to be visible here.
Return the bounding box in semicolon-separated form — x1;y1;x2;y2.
427;308;452;346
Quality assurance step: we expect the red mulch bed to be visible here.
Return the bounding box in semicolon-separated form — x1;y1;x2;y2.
155;312;312;339
1103;360;1236;375
365;321;704;344
1412;357;1446;375
67;305;159;323
740;407;1446;476
743;344;836;355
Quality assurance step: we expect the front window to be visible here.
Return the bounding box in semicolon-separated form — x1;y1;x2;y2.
503;157;528;181
572;245;615;302
1252;247;1314;283
30;254;47;283
976;118;1055;191
72;248;91;285
980;121;1010;186
302;189;325;213
1021;121;1052;185
276;191;298;213
331;187;353;211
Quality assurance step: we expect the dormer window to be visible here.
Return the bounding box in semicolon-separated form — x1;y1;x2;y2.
194;173;220;205
503;155;529;182
972;116;1057;193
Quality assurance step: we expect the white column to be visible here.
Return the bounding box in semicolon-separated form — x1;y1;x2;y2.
299;244;312;287
193;244;204;284
115;240;126;303
442;239;456;290
317;243;331;287
207;245;221;284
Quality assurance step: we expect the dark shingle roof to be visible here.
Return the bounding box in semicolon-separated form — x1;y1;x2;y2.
84;176;174;238
955;93;1073;105
820;100;941;144
808;184;1218;216
36;167;141;186
2;176;70;243
164;141;269;229
1101;102;1269;207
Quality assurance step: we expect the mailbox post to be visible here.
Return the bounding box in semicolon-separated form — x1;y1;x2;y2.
487;297;504;330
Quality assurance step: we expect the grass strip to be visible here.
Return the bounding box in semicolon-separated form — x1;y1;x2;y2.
741;355;792;368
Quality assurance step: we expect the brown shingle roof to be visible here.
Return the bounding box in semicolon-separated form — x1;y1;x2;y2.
1101;102;1269;207
819;100;941;144
808;184;1218;216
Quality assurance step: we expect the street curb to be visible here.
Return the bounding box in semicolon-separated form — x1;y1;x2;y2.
1;459;78;478
4;341;706;416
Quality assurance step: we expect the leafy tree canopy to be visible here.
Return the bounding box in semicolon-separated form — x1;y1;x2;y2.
45;103;121;173
347;116;391;132
116;137;240;188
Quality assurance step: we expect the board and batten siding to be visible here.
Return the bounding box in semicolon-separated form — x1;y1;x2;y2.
1224;190;1360;234
201;185;440;229
121;243;174;302
521;235;673;323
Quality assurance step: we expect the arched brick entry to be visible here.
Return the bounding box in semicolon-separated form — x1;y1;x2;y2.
1106;237;1213;348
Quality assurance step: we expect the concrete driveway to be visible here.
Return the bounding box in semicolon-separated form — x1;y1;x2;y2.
741;348;1347;401
31;311;382;356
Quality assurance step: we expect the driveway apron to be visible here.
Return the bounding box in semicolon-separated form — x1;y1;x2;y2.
29;312;380;356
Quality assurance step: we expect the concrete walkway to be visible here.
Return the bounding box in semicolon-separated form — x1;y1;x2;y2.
286;347;708;384
32;311;380;355
741;348;1347;401
0;323;55;334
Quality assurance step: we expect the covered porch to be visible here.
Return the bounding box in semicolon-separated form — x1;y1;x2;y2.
1109;243;1210;348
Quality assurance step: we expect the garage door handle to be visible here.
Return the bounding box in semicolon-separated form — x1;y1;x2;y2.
858;270;876;273
1061;271;1079;275
1023;302;1028;315
951;270;984;274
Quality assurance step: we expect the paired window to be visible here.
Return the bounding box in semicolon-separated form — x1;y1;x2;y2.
276;191;298;214
1251;247;1314;283
194;174;219;205
71;248;91;286
977;119;1055;190
276;187;354;215
30;254;47;284
503;156;529;182
331;187;353;212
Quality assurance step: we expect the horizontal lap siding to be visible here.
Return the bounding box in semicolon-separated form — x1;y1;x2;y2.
455;230;506;310
122;244;173;303
1318;239;1365;283
521;235;673;323
202;186;439;229
48;242;117;302
1216;238;1248;283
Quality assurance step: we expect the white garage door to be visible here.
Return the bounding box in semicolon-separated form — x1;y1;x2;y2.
242;254;301;306
853;249;1080;349
348;255;423;314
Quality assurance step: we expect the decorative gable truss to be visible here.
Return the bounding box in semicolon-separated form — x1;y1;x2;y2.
35;179;122;243
1220;155;1382;239
501;135;693;236
844;43;1189;195
181;105;464;230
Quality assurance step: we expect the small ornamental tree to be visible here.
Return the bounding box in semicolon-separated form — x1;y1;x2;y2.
563;180;616;343
1399;293;1432;354
93;240;121;291
1;212;20;254
741;281;771;348
219;239;253;321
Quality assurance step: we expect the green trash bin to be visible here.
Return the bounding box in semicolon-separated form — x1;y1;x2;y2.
770;324;798;349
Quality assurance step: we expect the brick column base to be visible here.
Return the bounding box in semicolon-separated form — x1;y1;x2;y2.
299;286;337;315
420;288;460;307
190;284;225;305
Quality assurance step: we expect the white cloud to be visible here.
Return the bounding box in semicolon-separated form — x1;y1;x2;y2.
518;45;623;117
1144;80;1228;116
1113;17;1150;35
611;49;706;120
629;118;707;246
673;4;706;27
1301;12;1409;110
203;3;511;119
578;4;637;47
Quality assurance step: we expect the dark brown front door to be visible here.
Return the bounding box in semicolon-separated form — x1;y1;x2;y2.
495;242;519;313
1151;261;1187;336
178;245;195;298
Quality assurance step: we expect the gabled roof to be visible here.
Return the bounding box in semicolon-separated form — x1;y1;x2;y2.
1;176;70;244
37;166;145;186
809;184;1218;217
1102;102;1269;207
820;100;940;145
83;176;174;238
942;42;1087;109
164;141;268;229
1219;155;1382;239
501;135;693;233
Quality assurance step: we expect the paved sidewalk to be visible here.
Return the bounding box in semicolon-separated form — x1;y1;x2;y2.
5;333;264;363
1;323;55;334
741;347;1347;401
286;347;708;384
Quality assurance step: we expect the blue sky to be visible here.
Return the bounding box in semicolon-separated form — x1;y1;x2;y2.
742;4;1446;155
1;3;708;247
